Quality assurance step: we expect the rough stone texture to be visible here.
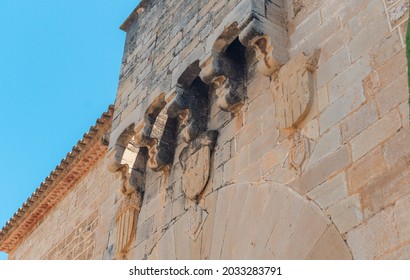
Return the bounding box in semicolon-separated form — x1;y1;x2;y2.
8;156;119;260
3;0;410;260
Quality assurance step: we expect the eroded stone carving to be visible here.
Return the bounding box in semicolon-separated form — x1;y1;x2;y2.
107;124;149;260
135;94;177;172
107;124;138;195
185;201;208;241
200;22;247;113
167;62;210;143
273;50;321;138
239;19;280;76
289;132;310;175
200;48;245;113
115;191;140;259
180;130;218;202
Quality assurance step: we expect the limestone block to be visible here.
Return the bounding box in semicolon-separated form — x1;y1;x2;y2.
317;47;351;89
261;140;290;174
209;185;235;259
307;173;348;210
349;0;387;37
249;129;278;164
381;243;410;260
376;73;408;116
172;213;190;260
347;207;399;259
383;127;410;165
320;28;351;62
235;120;262;151
279;202;330;259
219;185;252;259
328;55;371;103
316;86;329;113
370;31;402;68
340;100;379;144
306;225;352;260
349;15;390;62
301;117;320;139
319;84;365;134
290;10;321;48
266;190;306;257
394;195;410;243
326;195;364;234
347;146;387;194
350;109;401;162
290;146;350;195
360;159;410;215
237;161;263;183
306;126;341;168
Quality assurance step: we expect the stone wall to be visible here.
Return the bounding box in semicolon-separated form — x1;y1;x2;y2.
7;0;410;260
8;156;120;260
106;0;410;260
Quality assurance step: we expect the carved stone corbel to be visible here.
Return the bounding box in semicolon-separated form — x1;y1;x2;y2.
107;124;148;260
239;19;280;76
107;124;137;195
167;79;209;143
134;94;177;172
200;51;245;113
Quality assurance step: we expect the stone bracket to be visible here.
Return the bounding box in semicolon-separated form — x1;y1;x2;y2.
167;63;210;143
134;94;177;172
200;50;245;113
239;18;281;76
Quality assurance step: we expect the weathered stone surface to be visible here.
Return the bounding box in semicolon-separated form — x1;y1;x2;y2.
350;109;401;162
179;131;218;201
383;127;410;165
273;51;320;137
340;100;379;143
319;85;365;134
360;158;410;215
307;173;348;210
290;146;350;195
347;207;399;259
326;195;363;234
347;146;387;195
7;0;410;262
394;195;410;243
306;225;352;260
306;126;340;168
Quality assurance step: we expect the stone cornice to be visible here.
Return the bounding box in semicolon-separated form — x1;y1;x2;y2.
0;106;114;254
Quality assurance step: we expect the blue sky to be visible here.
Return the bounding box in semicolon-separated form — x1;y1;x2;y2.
0;0;140;260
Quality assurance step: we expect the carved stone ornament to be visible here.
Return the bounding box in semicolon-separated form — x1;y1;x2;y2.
115;191;141;260
289;132;310;174
239;18;280;76
167;62;210;143
185;201;208;241
200;51;245;113
273;50;321;137
107;124;137;195
134;94;177;172
180;130;218;201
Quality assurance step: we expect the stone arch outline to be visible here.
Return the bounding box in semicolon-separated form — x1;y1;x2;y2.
144;181;353;260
